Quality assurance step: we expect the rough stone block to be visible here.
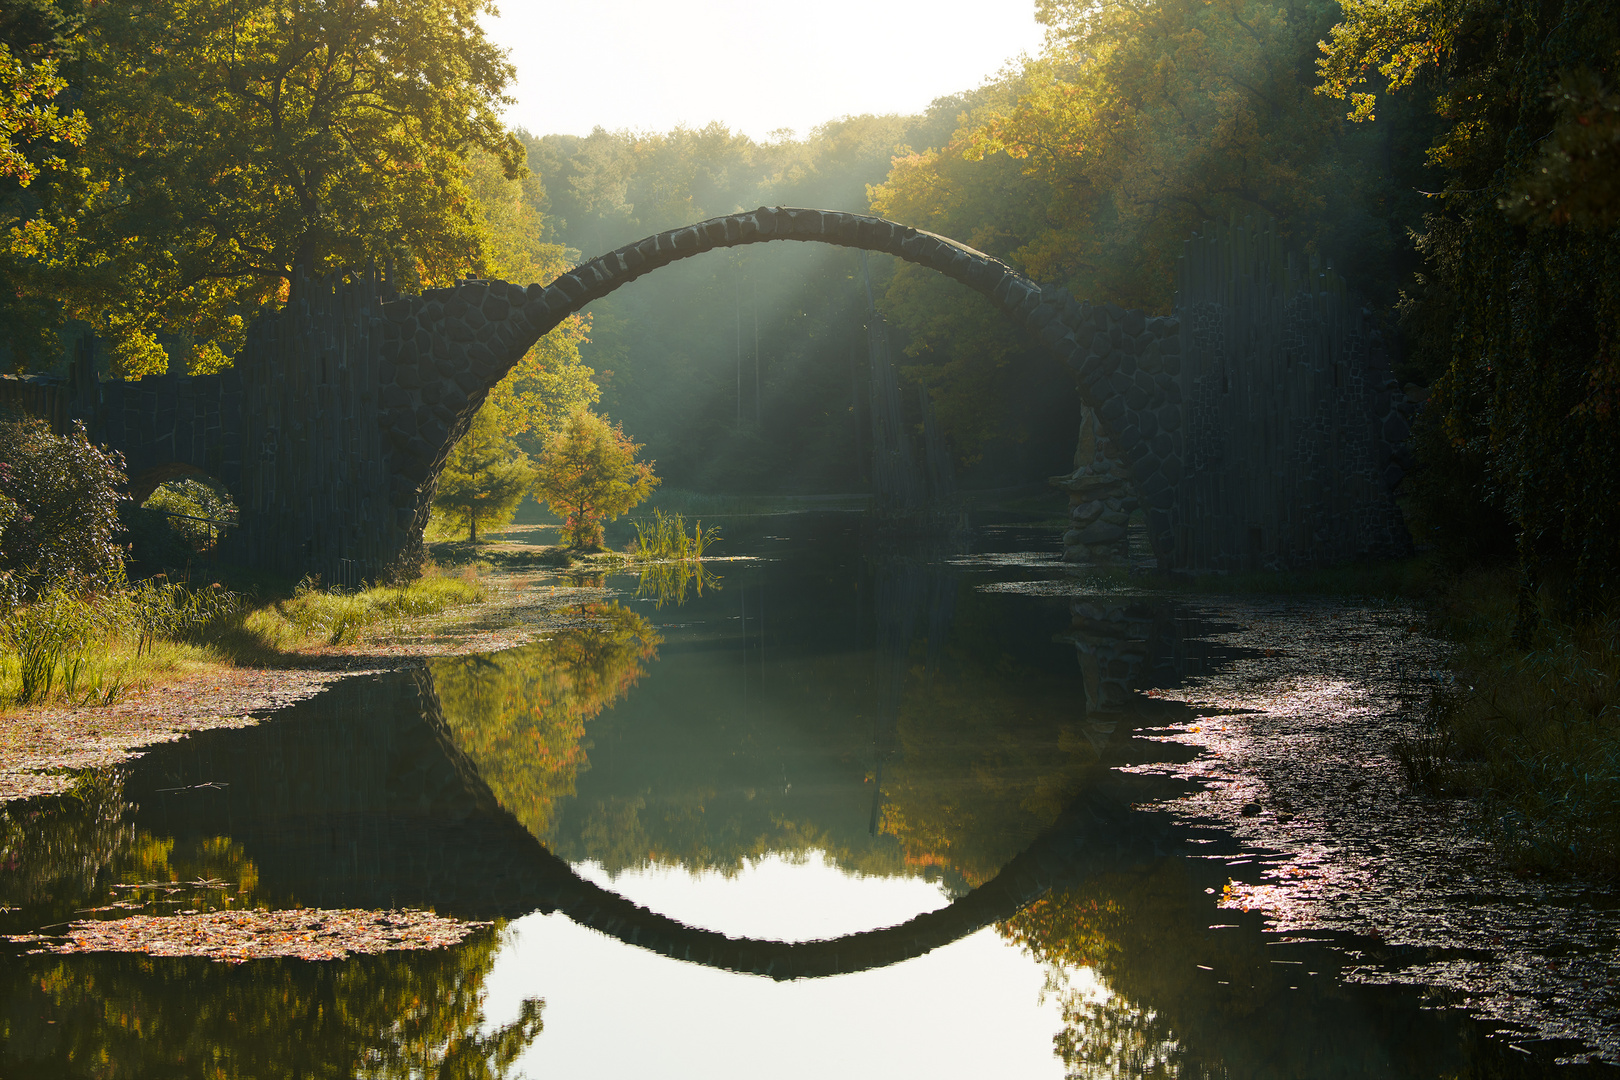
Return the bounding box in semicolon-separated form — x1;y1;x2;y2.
1125;385;1149;412
483;295;510;321
1158;404;1182;432
1077;522;1127;544
1383;413;1410;443
438;382;468;412
1014;287;1043;319
395;364;421;390
1138;412;1158;440
1151;432;1174;458
1026;303;1058;332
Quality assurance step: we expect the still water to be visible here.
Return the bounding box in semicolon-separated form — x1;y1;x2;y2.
3;514;1617;1077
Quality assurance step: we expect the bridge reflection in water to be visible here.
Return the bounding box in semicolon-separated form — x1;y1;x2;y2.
0;517;1575;1078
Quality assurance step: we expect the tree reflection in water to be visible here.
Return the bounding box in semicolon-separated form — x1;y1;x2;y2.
0;771;544;1079
2;935;542;1079
430;601;662;841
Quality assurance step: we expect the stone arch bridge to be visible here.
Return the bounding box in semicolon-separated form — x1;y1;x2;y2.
41;207;1411;581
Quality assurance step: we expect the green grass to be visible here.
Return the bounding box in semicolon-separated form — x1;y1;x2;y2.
1420;569;1620;878
252;566;486;648
0;578;243;708
0;565;489;710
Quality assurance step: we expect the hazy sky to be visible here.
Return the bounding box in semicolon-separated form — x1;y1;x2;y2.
483;0;1048;142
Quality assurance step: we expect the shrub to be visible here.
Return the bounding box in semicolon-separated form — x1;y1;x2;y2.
143;477;238;555
0;415;126;594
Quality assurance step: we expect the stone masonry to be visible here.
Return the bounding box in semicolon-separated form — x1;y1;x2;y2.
64;207;1411;582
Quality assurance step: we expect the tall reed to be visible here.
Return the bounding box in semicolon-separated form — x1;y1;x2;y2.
631;509;719;561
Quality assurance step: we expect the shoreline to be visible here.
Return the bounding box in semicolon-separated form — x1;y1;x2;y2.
0;566;611;805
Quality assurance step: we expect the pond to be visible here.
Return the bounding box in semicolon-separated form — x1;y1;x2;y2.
3;513;1618;1077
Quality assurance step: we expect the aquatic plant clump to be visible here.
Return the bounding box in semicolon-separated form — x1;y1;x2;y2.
631;509;719;561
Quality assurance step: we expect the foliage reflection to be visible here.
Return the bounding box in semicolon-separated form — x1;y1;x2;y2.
1;933;541;1079
430;601;662;840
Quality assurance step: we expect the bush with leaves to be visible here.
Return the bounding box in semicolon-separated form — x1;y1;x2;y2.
0;415;126;594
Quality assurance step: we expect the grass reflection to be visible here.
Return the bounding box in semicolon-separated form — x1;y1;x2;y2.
635;558;722;609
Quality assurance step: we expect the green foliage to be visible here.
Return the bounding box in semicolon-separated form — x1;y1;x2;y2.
7;0;520;377
1319;0;1620;614
0;414;126;594
433;407;536;544
533;409;658;549
0;17;90;371
864;0;1428;466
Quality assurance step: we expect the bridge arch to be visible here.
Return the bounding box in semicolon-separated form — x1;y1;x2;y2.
371;207;1181;572
495;777;1172;981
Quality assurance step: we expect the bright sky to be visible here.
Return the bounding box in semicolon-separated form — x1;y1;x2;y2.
483;0;1048;142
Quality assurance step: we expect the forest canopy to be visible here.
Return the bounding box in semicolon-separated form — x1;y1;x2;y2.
4;0;1617;596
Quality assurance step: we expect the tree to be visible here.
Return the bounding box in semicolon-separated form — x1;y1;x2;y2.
0;414;126;593
0;2;90;372
52;0;521;376
533;408;657;549
432;406;533;544
1319;0;1620;616
866;0;1425;466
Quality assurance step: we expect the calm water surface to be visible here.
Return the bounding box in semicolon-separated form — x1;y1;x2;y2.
2;513;1617;1077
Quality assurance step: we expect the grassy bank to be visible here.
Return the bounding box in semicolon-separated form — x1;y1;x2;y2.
0;566;486;711
1416;570;1620;878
